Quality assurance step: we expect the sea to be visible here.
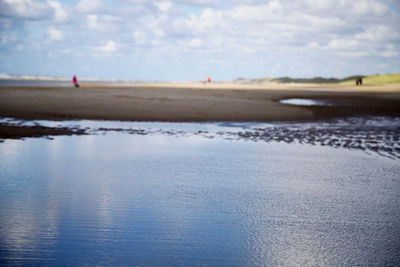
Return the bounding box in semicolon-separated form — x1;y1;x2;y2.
0;117;399;266
0;74;143;87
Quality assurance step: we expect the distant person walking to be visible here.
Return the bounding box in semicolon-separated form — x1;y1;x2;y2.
356;78;362;86
73;75;79;88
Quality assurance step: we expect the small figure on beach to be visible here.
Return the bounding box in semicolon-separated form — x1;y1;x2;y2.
208;77;211;83
356;78;362;86
73;75;79;88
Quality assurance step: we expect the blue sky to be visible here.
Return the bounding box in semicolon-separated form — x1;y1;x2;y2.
0;0;399;81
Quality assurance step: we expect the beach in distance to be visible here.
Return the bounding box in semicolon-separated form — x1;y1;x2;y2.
1;82;400;123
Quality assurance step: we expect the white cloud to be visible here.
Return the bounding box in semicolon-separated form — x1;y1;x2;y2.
350;0;389;16
132;31;147;45
177;8;223;35
304;0;336;12
304;0;390;17
155;1;172;13
380;44;399;58
307;42;320;49
188;38;202;48
47;27;64;41
98;40;117;52
147;18;166;37
227;2;283;22
176;0;219;6
120;0;147;3
0;0;399;79
86;14;120;32
295;14;345;29
122;0;219;6
355;25;400;42
46;0;68;22
0;0;52;19
76;0;103;13
328;39;360;51
1;32;17;44
87;14;98;29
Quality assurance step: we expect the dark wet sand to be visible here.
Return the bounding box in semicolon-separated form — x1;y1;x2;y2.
0;124;86;140
1;83;399;122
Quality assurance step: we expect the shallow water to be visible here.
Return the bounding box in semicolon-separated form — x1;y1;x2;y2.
2;116;399;159
280;98;358;107
280;98;328;106
0;120;399;265
0;79;72;87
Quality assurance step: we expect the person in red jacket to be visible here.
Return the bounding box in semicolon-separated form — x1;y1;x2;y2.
72;75;79;88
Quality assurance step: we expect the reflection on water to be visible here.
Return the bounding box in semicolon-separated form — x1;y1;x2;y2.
279;98;355;106
0;123;400;265
280;98;326;106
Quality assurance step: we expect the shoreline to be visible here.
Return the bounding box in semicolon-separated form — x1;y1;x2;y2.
1;116;399;160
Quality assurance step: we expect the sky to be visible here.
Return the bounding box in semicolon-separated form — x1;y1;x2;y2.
0;0;399;81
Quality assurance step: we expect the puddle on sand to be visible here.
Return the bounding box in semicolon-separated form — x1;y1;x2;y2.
0;126;399;266
280;98;337;106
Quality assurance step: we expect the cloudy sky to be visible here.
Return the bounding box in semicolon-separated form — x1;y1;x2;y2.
0;0;399;81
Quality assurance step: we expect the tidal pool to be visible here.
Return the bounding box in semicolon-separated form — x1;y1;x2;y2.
280;98;325;106
0;120;399;266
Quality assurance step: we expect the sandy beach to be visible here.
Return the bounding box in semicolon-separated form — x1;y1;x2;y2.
1;83;400;123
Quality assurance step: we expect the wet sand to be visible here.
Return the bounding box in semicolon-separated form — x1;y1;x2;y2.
0;83;399;123
0;124;86;140
1;116;399;159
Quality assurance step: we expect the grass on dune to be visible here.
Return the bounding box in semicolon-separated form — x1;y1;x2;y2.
340;73;400;85
235;73;400;85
